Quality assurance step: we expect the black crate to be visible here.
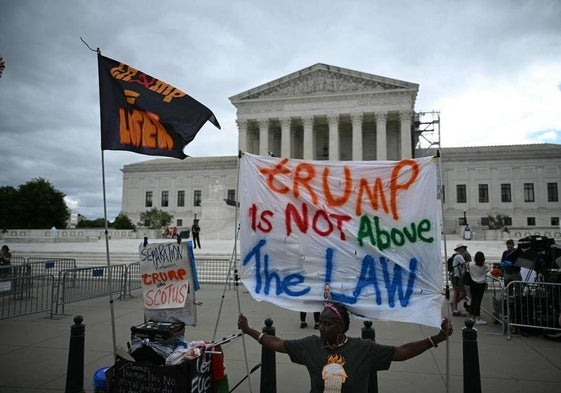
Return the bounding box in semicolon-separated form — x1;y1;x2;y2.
131;321;185;341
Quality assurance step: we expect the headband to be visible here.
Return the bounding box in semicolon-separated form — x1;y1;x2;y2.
323;303;343;322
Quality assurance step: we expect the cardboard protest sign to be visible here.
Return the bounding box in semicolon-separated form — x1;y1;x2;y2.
239;153;443;328
139;241;197;325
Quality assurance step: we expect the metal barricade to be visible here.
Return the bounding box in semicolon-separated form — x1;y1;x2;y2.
122;257;234;299
506;280;561;340
9;256;26;265
24;258;77;276
123;261;141;298
484;275;507;328
194;257;233;285
0;273;55;320
55;264;127;315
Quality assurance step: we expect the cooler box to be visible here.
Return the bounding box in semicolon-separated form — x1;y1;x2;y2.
130;321;185;341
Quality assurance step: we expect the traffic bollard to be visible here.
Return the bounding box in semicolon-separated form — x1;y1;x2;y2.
260;317;276;393
361;320;378;393
463;319;481;393
65;315;85;393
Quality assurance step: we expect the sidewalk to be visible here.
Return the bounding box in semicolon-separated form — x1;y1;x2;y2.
1;237;560;392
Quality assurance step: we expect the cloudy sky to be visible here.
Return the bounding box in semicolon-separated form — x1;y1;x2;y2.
1;0;560;221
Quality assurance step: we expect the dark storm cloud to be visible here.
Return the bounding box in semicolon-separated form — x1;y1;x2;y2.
1;0;560;220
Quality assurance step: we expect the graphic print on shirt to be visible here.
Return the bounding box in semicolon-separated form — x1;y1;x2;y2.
322;354;347;392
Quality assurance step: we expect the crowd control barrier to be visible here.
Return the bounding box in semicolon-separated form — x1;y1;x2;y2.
55;265;127;315
0;271;55;319
506;280;561;339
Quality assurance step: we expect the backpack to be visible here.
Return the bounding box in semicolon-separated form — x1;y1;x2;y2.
447;254;457;273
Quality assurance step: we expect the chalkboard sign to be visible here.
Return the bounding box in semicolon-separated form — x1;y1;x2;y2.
109;356;191;393
190;355;212;393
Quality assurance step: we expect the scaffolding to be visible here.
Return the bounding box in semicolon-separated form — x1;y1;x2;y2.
414;110;441;156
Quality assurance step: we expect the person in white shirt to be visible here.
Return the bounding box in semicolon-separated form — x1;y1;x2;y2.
467;251;491;325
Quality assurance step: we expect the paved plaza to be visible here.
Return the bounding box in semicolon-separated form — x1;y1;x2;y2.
0;236;560;392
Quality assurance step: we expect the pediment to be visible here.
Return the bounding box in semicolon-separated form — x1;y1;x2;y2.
230;63;418;102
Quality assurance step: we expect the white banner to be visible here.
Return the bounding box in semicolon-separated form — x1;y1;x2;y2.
139;241;197;325
239;153;443;327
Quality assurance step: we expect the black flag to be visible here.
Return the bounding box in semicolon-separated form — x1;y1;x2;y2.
98;54;220;159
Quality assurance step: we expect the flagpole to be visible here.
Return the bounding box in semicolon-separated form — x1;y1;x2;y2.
101;149;118;359
97;47;118;360
436;150;450;393
233;150;255;393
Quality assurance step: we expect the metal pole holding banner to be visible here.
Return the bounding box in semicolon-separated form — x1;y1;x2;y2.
436;151;451;393
234;151;255;393
100;110;117;361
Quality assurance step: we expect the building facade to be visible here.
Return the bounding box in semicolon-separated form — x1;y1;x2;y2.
431;144;561;238
120;64;561;240
229;63;418;161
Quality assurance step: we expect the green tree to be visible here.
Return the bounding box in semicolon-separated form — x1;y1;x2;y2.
0;186;18;229
487;213;511;232
11;178;70;229
113;212;136;230
139;208;173;229
77;217;107;228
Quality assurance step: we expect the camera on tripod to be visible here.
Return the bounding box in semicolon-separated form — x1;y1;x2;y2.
507;235;561;283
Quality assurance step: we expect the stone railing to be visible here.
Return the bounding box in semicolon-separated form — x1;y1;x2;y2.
0;228;145;243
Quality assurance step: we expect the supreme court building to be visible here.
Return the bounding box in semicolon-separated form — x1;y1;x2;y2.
229;63;417;161
121;64;561;240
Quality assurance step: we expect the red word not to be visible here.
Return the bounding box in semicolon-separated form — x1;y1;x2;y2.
286;202;351;240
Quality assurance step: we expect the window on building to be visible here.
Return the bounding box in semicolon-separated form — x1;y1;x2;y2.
194;190;201;206
177;190;185;207
504;216;512;226
456;184;466;203
145;191;153;207
459;217;467;226
527;217;536;226
551;217;559;226
481;217;489;227
524;183;534;202
501;183;511;203
227;189;236;202
478;184;489;203
161;191;169;207
177;219;183;227
547;182;558;202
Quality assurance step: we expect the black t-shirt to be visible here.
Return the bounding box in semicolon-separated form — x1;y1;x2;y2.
284;335;394;393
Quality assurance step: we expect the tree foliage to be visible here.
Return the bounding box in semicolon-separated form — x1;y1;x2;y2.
487;213;511;232
0;186;18;229
139;208;173;229
75;213;135;230
0;178;69;229
77;218;107;228
113;212;136;230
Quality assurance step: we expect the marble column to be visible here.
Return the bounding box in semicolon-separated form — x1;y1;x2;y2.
328;114;339;161
280;117;291;158
375;112;387;160
258;119;269;157
303;116;314;160
351;113;363;161
237;119;247;153
400;111;413;158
